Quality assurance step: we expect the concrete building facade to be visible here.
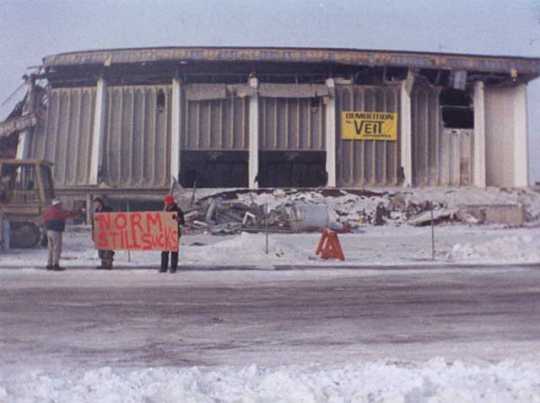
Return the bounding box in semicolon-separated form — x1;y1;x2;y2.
1;46;539;202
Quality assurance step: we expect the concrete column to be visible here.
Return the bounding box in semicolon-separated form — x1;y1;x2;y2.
513;84;529;187
15;130;32;160
400;76;413;187
171;78;182;183
473;81;486;188
89;77;108;185
325;78;337;187
248;76;259;188
15;78;35;160
15;135;31;160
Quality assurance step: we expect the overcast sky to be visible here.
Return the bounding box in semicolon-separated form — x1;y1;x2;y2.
1;0;539;181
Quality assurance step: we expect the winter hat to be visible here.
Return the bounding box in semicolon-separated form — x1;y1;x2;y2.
51;198;62;206
164;195;175;205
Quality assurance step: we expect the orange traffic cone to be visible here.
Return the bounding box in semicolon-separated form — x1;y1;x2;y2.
315;228;345;261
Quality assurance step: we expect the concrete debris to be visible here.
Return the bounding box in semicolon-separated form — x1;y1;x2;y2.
457;204;525;227
242;212;257;226
456;209;483;225
191;220;209;229
170;181;539;235
408;209;458;226
287;203;330;232
209;223;243;235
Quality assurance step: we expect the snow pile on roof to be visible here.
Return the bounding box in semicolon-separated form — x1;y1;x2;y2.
2;359;539;402
448;234;540;263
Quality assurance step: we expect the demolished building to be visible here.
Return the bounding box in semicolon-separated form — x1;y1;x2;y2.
1;46;540;206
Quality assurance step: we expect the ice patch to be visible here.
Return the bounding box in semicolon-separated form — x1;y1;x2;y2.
1;359;540;402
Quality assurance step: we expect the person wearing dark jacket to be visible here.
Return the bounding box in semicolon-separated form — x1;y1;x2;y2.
93;196;115;270
42;198;79;271
160;194;185;273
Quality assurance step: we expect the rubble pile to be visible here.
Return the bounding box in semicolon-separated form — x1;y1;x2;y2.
171;182;540;234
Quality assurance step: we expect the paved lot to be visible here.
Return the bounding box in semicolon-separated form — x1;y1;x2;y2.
1;266;540;370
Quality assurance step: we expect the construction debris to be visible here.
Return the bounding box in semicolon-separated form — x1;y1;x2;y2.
408;208;458;226
457;204;525;226
170;181;539;235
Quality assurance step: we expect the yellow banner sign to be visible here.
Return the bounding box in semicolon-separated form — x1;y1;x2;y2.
341;112;398;141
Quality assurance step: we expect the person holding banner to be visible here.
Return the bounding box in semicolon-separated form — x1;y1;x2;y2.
160;194;185;273
92;196;115;270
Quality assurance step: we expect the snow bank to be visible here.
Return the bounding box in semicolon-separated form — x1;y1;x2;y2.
407;187;540;220
3;225;540;269
448;235;540;263
2;359;540;402
181;232;311;266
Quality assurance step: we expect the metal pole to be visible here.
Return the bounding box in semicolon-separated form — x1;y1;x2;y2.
265;203;269;255
431;202;435;261
127;200;132;263
86;193;92;225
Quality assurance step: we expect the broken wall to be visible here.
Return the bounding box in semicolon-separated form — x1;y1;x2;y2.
103;85;172;188
182;90;250;151
335;84;401;187
484;85;528;187
411;83;474;186
30;87;96;188
259;97;325;151
180;86;250;187
258;95;326;187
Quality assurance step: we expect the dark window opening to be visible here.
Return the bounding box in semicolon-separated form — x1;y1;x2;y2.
418;69;451;86
440;89;474;129
354;68;380;85
179;151;248;188
440;89;471;106
384;67;409;81
258;151;327;188
156;89;166;113
351;67;408;85
0;133;18;158
40;165;55;200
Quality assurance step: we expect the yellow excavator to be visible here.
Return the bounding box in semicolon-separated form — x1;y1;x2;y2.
0;159;55;248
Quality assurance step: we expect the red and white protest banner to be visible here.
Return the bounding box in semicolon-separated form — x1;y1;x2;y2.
93;211;179;251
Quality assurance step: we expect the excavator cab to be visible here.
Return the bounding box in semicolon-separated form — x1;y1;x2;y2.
0;160;55;248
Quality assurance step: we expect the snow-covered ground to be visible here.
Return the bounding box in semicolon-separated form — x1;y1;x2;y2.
2;359;540;402
2;224;540;268
2;264;540;401
2;195;540;401
449;234;540;263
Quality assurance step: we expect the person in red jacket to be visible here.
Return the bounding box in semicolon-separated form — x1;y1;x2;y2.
42;198;79;271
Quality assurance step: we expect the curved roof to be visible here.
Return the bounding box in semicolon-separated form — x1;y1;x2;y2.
42;46;540;76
